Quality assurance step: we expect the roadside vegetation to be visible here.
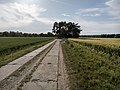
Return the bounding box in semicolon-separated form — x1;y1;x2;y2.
62;38;120;90
0;37;54;67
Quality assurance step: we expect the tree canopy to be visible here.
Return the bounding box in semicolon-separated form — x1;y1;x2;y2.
52;21;82;38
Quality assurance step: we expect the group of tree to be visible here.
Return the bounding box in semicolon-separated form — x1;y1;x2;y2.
80;34;120;38
52;21;82;38
0;31;54;37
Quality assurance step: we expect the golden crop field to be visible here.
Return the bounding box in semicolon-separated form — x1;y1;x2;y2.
69;38;120;49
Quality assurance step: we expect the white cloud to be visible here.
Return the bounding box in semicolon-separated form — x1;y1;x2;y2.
83;13;100;17
50;0;65;4
71;16;120;34
76;8;104;17
35;17;55;25
80;21;120;34
61;13;70;17
105;0;120;19
0;2;50;31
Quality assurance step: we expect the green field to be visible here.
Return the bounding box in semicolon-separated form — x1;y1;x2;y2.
0;37;54;67
62;38;120;90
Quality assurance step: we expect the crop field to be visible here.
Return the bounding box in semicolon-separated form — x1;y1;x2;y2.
0;37;54;67
70;38;120;56
62;38;120;90
70;38;120;49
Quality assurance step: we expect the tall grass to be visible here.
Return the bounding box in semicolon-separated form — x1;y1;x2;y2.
70;38;120;56
62;39;120;90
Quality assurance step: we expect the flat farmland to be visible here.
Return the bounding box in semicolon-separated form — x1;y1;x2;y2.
0;37;54;67
70;38;120;56
70;38;120;49
62;38;120;90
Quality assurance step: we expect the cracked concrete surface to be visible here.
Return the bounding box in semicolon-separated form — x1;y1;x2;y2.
22;39;69;90
22;40;60;90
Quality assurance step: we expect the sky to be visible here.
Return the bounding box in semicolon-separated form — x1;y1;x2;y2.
0;0;120;35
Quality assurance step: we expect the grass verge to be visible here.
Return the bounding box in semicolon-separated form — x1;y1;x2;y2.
62;39;120;90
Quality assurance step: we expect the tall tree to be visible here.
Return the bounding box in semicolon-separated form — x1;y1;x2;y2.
52;21;82;38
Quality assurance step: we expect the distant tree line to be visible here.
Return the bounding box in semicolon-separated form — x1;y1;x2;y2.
0;31;119;38
52;21;82;38
0;31;54;37
80;34;120;38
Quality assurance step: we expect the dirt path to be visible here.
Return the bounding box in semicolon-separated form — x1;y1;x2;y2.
0;39;69;90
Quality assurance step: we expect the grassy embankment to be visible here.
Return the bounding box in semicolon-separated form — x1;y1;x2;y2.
0;37;54;67
62;38;120;90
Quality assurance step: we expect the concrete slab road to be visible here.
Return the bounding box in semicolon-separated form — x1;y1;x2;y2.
22;40;60;90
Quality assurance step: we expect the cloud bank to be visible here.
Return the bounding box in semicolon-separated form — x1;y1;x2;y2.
0;2;53;31
0;0;119;34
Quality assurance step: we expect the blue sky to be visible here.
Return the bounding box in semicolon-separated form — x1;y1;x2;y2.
0;0;120;35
